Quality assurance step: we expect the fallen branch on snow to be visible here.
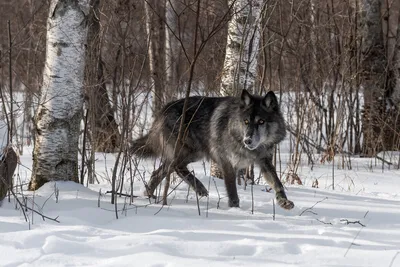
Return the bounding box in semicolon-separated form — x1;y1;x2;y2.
340;219;366;227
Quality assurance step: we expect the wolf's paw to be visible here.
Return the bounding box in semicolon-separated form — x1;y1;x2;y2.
228;198;240;208
143;187;156;199
277;198;294;210
195;185;209;197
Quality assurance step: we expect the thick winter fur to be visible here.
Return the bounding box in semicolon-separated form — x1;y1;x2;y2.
130;90;294;210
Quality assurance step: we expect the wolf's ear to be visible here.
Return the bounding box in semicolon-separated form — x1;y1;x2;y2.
263;91;278;111
241;89;252;106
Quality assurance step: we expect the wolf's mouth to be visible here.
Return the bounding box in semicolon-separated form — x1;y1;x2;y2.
244;144;258;150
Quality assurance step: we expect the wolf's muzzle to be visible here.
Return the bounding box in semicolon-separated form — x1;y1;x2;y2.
244;138;252;146
243;138;257;150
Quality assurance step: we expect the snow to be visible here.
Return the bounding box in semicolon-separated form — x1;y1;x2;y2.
1;147;400;267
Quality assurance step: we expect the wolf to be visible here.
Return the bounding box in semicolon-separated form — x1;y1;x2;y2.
130;89;294;210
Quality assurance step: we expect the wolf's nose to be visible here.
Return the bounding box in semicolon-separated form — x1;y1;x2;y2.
244;138;252;145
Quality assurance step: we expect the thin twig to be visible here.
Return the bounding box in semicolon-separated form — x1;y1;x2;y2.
212;177;221;209
194;175;201;216
299;197;328;216
8;20;13;145
11;188;59;223
272;198;275;221
389;251;400;267
206;174;211;218
316;219;332;225
251;182;254;214
153;180;185;215
105;191;138;198
344;225;363;257
340;219;366;227
344;211;369;257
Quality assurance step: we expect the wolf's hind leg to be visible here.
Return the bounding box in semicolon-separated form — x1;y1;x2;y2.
144;163;170;198
175;166;208;197
259;158;294;210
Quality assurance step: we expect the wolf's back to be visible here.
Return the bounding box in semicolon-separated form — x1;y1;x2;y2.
130;134;156;158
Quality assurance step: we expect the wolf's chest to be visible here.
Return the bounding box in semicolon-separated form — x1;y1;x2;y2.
226;144;272;169
227;153;252;169
226;147;258;169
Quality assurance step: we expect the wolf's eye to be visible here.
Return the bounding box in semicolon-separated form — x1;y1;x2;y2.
244;119;249;125
258;119;265;125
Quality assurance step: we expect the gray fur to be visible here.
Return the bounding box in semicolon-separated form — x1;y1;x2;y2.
130;90;294;210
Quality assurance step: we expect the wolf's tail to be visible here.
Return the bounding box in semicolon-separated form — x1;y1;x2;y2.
130;134;155;158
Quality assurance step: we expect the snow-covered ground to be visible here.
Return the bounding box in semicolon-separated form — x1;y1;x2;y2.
1;147;400;267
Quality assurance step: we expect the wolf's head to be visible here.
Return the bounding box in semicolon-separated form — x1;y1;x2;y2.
239;89;286;150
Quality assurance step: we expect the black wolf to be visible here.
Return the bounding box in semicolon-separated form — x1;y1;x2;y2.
131;90;294;210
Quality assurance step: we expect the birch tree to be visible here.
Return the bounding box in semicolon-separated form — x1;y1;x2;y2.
145;0;166;113
165;0;180;101
29;0;89;190
210;0;263;178
220;0;262;96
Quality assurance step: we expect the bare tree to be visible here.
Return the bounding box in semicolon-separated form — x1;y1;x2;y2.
360;0;386;156
359;0;400;155
29;0;89;190
391;13;400;105
85;0;120;153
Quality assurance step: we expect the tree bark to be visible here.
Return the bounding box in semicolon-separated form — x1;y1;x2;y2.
145;0;166;113
85;0;120;153
390;14;400;107
220;0;262;96
0;146;17;202
165;0;180;101
360;0;387;156
29;0;89;190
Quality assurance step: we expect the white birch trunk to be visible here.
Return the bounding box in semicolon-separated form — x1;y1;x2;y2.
165;0;180;100
30;0;89;190
220;0;262;96
145;0;165;113
309;0;317;63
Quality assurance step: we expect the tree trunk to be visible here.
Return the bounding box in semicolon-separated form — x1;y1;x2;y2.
29;0;89;190
382;11;400;152
360;0;400;155
360;0;387;156
0;146;17;202
85;0;120;153
165;0;180;101
145;0;166;113
21;0;36;155
390;14;400;107
210;0;262;179
220;0;262;96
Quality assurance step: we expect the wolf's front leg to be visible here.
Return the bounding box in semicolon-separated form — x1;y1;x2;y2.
259;158;294;210
219;160;240;207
